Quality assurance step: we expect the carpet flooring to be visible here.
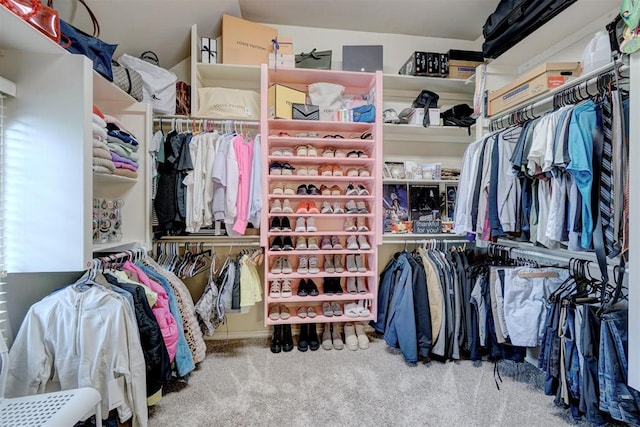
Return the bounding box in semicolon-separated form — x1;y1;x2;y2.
148;332;579;427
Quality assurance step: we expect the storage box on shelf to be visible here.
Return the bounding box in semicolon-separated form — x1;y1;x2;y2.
1;6;151;272
260;64;382;327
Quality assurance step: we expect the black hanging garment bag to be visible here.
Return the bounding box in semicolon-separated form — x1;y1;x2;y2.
482;0;578;59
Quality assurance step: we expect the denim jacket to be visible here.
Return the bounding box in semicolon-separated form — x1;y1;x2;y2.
384;253;418;364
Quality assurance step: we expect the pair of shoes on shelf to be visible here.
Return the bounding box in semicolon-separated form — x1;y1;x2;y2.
346;277;368;294
321;147;347;158
344;322;369;350
271;256;293;274
346;235;371;250
320;236;342;250
345;199;368;214
324;254;345;273
296;166;319;176
269;279;293;298
270;199;293;214
270;324;294;353
345;183;369;196
297;255;320;274
344;301;371;318
297;184;320;195
296;202;320;214
269;162;295;175
297;306;317;319
346;254;367;272
297;278;319;297
319;164;344;176
295;236;319;250
270;236;294;251
270;146;294;157
343;217;369;232
272;183;297;195
295;145;318;157
321;323;345;350
269;304;291;320
322;301;343;317
323;277;343;294
270;216;292;231
294;216;318;231
346;167;370;177
297;323;319;352
319;184;344;196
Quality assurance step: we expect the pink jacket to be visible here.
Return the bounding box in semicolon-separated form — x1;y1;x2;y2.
123;260;179;361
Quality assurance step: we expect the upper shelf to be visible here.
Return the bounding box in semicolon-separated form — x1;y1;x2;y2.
383;74;474;95
383;124;474;143
487;1;620;72
1;6;138;106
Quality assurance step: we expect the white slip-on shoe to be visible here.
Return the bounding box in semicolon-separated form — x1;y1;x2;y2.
355;254;367;272
358;235;371;250
344;302;359;318
346;254;357;272
334;254;345;273
344;323;358;350
355;322;369;349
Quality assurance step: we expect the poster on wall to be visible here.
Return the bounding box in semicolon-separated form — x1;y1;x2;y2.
383;184;409;233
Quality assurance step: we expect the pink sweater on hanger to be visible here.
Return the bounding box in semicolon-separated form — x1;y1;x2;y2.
232;135;254;234
123;260;179;362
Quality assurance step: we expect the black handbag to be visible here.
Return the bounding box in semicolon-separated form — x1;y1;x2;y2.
412;90;439;127
292;103;320;120
295;49;332;70
441;104;476;135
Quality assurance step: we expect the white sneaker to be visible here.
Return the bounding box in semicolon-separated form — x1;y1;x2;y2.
321;201;333;214
281;280;292;298
332;202;345;214
358;235;371;250
271;257;283;274
345;199;358;213
347;235;359;250
307;237;319;250
356;201;368;213
306;217;317;232
295;217;306;232
344;217;357;232
297;256;308;274
296;236;307;250
269;280;281;298
282;199;293;213
332;324;344;350
282;257;293;274
271;200;282;213
357;217;369;231
308;255;320;274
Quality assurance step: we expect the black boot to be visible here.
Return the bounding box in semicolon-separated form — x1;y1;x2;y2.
308;323;320;351
332;277;343;295
307;279;319;296
270;325;282;353
297;323;309;352
282;324;294;352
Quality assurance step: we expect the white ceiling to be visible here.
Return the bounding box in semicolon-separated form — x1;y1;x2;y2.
65;0;500;69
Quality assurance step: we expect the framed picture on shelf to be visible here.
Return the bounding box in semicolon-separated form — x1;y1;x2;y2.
409;184;441;234
383;161;406;180
440;184;458;233
404;160;422;179
383;183;409;233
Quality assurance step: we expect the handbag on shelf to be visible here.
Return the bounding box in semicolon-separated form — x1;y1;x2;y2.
295;49;332;70
50;0;117;81
111;59;144;101
292;103;320;120
412;90;439;127
175;81;191;116
351;104;375;123
119;53;178;115
308;82;344;121
1;0;61;43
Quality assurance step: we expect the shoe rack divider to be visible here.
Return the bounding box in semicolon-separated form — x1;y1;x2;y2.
260;64;383;326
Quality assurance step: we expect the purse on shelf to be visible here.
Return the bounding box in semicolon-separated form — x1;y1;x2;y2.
49;0;117;81
308;82;344;121
351;104;375;123
111;59;143;101
119;53;178;115
292;103;320;120
1;0;60;43
295;49;332;70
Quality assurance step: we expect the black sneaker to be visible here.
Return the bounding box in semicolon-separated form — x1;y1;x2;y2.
297;278;308;297
280;217;292;231
269;217;281;232
307;184;320;195
282;236;294;251
270;236;283;251
307;279;319;296
297;184;308;195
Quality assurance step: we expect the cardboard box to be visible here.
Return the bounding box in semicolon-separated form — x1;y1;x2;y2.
271;37;293;55
447;59;482;79
268;53;295;68
201;37;217;64
488;62;581;115
267;84;306;119
221;14;278;65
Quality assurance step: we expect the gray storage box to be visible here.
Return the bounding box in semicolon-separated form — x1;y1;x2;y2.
342;45;383;73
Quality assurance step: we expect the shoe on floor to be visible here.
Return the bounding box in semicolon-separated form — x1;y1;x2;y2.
270;325;282;353
297;324;309;352
282;324;294;352
344;323;358;351
355;322;369;349
332;324;344;350
308;323;320;351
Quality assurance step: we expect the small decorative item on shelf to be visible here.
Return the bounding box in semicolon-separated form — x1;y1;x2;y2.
93;198;123;244
201;36;217;63
383;162;406;179
351;104;375;123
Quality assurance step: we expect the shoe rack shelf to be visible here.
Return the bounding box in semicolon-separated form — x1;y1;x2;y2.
261;65;383;327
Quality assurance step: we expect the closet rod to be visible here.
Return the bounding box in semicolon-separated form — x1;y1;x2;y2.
153;116;259;125
91;246;148;265
488;61;627;131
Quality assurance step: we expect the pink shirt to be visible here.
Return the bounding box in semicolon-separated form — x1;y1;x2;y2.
232;136;254;234
122;261;179;362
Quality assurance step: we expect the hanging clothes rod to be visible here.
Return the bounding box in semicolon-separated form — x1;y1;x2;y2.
488;61;628;131
153;117;259;125
91;246;148;267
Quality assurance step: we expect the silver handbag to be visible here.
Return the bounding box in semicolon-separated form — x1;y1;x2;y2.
111;59;143;102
